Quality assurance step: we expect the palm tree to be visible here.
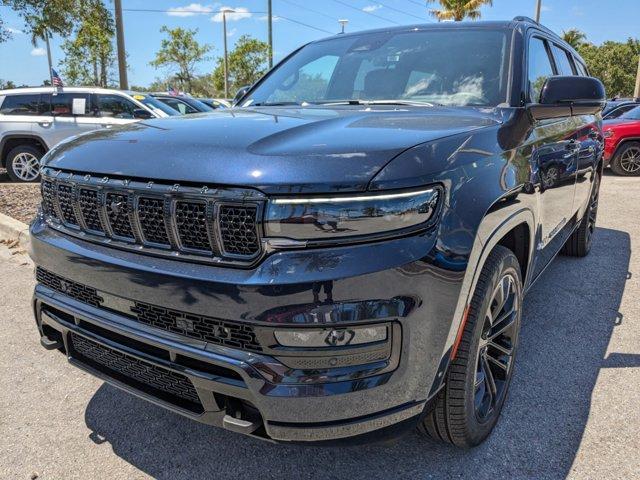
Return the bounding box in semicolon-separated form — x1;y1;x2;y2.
562;29;587;50
426;0;493;22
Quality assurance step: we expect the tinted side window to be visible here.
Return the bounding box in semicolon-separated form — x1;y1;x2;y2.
50;93;91;116
161;97;198;114
605;104;636;119
551;45;575;75
528;37;555;102
0;94;41;115
97;94;137;118
574;60;588;76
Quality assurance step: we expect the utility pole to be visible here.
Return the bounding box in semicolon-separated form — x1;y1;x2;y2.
635;54;640;99
267;0;273;68
114;0;128;90
339;19;348;34
222;9;233;99
44;31;53;86
534;0;542;22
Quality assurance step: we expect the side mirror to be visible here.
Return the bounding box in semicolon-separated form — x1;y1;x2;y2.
233;85;251;106
133;108;153;120
528;76;606;121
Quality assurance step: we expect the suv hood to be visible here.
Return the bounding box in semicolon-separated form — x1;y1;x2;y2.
45;106;499;194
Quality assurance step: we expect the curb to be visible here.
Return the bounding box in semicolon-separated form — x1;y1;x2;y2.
0;213;30;251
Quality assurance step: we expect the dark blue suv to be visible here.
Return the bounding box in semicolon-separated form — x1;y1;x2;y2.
30;17;605;447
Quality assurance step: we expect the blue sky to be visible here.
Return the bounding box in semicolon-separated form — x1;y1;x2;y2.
1;0;638;87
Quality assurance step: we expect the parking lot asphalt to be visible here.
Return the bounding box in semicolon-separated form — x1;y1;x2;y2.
1;172;639;480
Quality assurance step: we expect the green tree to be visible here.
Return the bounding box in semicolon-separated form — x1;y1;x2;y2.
150;26;211;92
0;17;11;43
0;79;17;89
578;39;639;97
59;0;115;87
562;29;586;50
426;0;493;21
212;35;269;96
1;0;78;45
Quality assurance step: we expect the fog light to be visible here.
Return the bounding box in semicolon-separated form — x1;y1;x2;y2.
274;325;387;348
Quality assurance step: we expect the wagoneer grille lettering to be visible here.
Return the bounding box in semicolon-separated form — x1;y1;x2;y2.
40;168;263;264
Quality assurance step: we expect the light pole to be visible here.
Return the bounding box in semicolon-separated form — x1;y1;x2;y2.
222;8;234;99
634;54;640;99
267;0;273;68
44;31;53;86
534;0;542;22
338;19;349;34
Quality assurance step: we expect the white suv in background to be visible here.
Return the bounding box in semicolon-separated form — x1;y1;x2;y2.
0;87;178;182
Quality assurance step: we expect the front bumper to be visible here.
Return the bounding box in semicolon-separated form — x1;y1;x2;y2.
30;218;463;442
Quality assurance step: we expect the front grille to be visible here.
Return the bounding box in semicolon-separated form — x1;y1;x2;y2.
131;302;263;352
41;180;58;219
36;267;263;353
219;205;260;256
175;201;211;251
105;192;135;239
70;333;203;411
78;189;104;233
138;197;170;245
40;168;263;264
57;184;78;226
36;267;103;307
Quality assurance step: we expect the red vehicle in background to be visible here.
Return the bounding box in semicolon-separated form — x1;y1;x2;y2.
603;105;640;175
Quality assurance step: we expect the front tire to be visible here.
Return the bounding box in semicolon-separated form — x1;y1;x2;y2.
610;142;640;176
418;246;522;447
5;145;43;182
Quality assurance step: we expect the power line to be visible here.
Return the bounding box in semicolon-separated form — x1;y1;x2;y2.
405;0;428;7
374;1;431;21
278;0;340;23
330;0;402;25
276;14;335;35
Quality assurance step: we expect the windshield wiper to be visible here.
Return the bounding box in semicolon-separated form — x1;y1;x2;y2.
312;99;439;107
252;101;301;106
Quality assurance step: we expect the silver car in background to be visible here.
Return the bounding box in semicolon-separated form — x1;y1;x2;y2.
0;87;177;182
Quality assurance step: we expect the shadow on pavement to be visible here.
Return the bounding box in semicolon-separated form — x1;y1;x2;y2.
83;227;630;479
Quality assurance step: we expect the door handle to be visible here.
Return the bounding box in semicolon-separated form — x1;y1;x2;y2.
37;121;51;128
100;124;113;128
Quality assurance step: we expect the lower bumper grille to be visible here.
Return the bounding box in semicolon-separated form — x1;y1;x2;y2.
70;333;203;412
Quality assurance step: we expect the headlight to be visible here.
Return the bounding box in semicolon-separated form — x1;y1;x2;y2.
264;186;441;241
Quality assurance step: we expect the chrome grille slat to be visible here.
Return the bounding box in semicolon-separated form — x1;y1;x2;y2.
40;168;264;266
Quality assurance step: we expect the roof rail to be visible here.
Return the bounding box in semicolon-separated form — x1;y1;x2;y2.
513;15;537;24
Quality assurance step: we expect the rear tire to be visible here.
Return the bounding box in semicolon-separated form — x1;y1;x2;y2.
418;246;522;447
5;145;43;182
562;173;600;257
610;142;640;176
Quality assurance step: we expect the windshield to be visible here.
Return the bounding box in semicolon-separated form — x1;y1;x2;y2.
618;106;640;121
242;28;510;107
136;94;180;116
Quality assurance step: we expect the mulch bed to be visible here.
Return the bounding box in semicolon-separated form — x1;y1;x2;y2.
0;181;41;224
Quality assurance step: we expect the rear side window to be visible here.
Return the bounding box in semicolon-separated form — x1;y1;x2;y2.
551;45;575;75
50;93;92;116
528;37;555;102
97;94;138;118
574;60;588;76
0;94;41;115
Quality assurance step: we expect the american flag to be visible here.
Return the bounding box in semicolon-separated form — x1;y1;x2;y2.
51;68;64;87
167;85;180;96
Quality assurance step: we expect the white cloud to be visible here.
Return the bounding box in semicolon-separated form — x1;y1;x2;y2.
227;27;237;37
30;47;46;56
258;14;280;22
167;3;215;16
362;4;382;12
7;27;23;34
211;6;252;22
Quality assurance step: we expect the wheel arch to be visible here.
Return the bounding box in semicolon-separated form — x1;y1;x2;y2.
611;137;640;163
428;206;536;398
0;134;49;167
